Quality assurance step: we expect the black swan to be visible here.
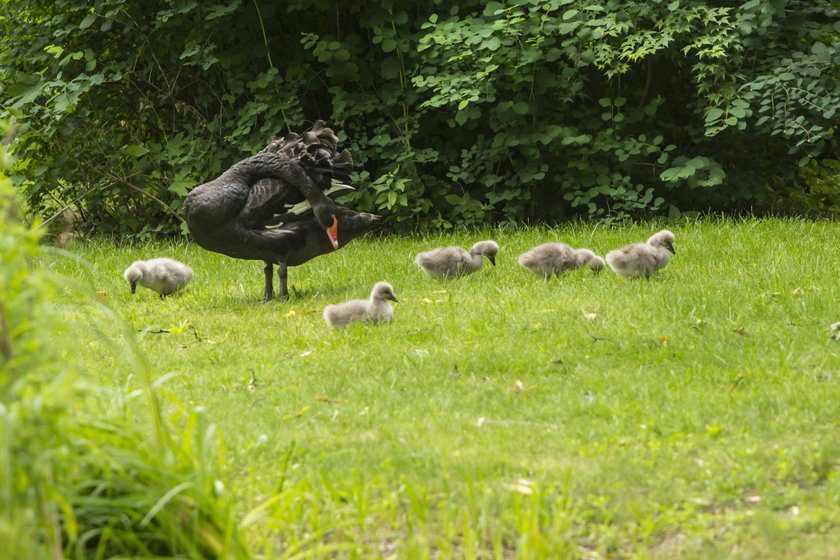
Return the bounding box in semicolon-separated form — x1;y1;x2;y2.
183;121;381;300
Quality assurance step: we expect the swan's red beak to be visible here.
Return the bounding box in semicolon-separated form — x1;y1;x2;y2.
327;216;339;249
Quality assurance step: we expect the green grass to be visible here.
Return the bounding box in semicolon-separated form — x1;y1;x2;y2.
43;218;840;559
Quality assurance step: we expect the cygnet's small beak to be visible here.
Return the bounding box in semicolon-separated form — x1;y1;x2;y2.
327;216;339;249
387;294;399;303
489;256;497;266
130;282;137;294
667;244;676;255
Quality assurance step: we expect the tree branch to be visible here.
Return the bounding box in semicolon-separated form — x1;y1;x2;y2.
79;161;186;224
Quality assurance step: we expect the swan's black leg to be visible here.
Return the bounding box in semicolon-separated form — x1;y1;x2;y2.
277;262;289;301
263;261;274;301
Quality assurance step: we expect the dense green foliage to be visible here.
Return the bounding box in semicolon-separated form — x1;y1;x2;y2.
1;0;839;236
0;124;249;559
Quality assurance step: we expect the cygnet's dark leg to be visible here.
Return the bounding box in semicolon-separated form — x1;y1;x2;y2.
263;261;274;301
277;262;289;301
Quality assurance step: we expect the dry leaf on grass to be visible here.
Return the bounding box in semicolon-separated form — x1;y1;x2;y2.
507;479;534;495
283;405;310;420
645;337;669;347
507;380;525;394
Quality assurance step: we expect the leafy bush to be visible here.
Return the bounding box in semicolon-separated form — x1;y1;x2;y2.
1;0;838;233
0;122;250;559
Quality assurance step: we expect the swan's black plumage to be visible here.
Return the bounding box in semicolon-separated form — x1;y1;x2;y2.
183;121;380;300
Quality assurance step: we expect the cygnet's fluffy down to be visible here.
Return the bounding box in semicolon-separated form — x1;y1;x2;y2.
323;282;398;328
605;230;675;278
518;242;605;278
414;240;499;278
123;258;194;297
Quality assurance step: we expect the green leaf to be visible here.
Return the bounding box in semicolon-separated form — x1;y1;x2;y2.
705;108;724;122
125;144;150;158
381;38;397;52
44;44;64;57
512;102;529;115
484;37;501;51
562;9;579;20
79;14;97;29
668;204;681;219
169;179;193;197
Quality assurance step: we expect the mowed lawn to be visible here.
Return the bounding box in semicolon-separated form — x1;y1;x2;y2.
44;218;839;559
